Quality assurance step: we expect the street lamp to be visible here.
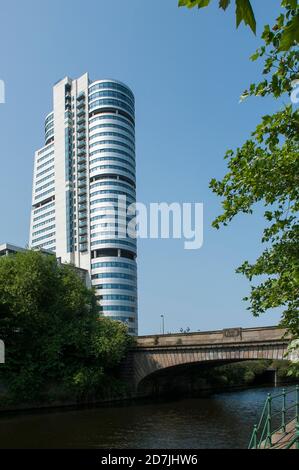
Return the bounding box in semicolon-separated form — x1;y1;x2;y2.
161;314;165;335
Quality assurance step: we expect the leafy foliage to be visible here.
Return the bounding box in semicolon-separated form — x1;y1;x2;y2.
0;251;133;403
179;0;299;47
211;360;272;387
189;360;294;389
209;4;299;337
178;0;256;33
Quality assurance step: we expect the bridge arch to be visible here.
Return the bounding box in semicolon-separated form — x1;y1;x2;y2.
132;344;288;391
121;327;291;394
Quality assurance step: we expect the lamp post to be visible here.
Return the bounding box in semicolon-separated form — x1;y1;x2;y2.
161;314;165;335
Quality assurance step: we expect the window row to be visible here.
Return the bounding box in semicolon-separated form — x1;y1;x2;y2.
34;187;55;201
92;272;135;281
90;222;131;232
36;150;54;165
90;206;133;215
89;89;134;108
89;131;134;147
37;142;54;156
90;196;134;206
45;113;54;126
45;120;54;133
33;201;55;215
90;180;135;193
91;230;136;239
95;283;136;291
90;156;135;170
32;240;56;250
31;231;56;244
89;99;134;117
90;189;135;198
89;147;135;160
91;239;136;248
36;165;55;180
89;113;134;131
91;261;136;271
90;216;133;228
89;81;134;101
33;209;55;223
35;180;55;193
32;217;55;230
36;157;55;172
91;230;118;238
98;294;136;302
89;122;135;138
35;172;55;186
32;224;56;237
90;165;135;179
90;212;133;221
89;139;135;153
45;128;54;141
99;305;135;313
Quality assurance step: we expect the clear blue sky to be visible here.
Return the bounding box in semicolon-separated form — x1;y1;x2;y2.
0;0;283;334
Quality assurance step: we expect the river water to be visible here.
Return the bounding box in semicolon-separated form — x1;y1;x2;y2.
0;385;295;449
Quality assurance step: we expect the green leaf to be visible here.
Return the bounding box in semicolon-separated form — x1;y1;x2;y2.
179;0;257;34
250;51;259;61
279;14;299;51
219;0;231;10
178;0;211;8
196;0;211;7
236;0;256;34
281;0;298;9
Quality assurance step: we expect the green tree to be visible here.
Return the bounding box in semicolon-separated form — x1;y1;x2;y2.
179;2;299;338
0;251;132;403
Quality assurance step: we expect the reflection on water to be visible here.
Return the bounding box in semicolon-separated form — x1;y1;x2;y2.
0;385;295;449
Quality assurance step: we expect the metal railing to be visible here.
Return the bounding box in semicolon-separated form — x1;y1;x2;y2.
248;385;299;449
285;424;299;449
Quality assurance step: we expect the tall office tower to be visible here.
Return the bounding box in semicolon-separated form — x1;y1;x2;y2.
29;73;138;334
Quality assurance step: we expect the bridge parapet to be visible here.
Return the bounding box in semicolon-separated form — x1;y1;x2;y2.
135;326;289;349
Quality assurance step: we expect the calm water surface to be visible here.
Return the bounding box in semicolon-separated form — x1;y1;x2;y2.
0;385;294;448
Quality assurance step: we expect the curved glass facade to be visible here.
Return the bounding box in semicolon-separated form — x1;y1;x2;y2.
88;79;137;334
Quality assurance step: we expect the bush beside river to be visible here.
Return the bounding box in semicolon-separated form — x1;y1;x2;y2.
138;360;296;398
198;360;294;388
0;251;133;410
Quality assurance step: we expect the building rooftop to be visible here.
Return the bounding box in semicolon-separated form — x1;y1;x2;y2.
0;242;90;286
0;242;54;257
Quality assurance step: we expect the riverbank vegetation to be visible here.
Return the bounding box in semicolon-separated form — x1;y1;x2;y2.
201;360;294;389
139;359;297;398
0;251;133;406
141;360;296;398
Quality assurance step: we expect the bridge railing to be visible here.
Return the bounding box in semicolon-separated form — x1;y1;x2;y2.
248;385;299;449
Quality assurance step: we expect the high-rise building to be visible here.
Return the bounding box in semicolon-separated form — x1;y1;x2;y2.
29;73;137;334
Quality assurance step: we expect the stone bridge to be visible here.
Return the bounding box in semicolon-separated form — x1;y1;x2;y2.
121;326;291;394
